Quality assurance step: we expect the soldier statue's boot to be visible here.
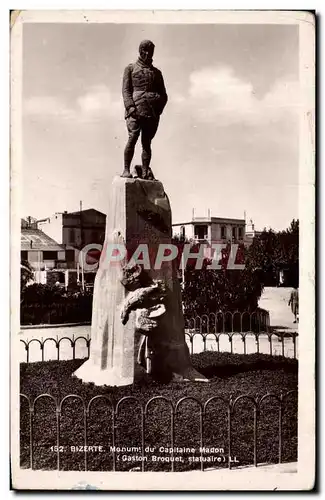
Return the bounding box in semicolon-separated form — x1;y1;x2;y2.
141;166;148;179
121;167;133;178
146;167;155;180
142;165;155;181
132;165;143;178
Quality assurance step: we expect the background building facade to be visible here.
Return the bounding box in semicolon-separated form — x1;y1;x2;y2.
172;215;246;244
21;209;107;288
37;208;106;268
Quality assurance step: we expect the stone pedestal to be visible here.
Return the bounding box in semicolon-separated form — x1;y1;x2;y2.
73;176;206;386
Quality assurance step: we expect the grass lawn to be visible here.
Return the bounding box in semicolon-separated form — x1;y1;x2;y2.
20;352;298;472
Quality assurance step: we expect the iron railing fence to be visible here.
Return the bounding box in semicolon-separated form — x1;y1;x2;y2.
20;311;298;363
184;309;271;334
184;311;298;358
20;335;91;363
20;391;297;472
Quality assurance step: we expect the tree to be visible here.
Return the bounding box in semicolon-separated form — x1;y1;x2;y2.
171;237;263;318
246;219;299;287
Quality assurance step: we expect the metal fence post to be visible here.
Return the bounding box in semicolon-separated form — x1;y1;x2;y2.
29;406;34;469
171;406;175;472
56;406;61;471
112;409;116;472
228;401;232;470
254;405;258;467
84;407;88;471
278;395;283;464
141;408;145;472
200;407;204;472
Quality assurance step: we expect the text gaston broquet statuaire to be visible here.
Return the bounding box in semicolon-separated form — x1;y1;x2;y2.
49;445;239;464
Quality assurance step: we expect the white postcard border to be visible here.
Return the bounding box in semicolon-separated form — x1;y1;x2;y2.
10;9;315;491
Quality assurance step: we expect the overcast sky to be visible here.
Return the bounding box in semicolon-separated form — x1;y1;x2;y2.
22;22;299;230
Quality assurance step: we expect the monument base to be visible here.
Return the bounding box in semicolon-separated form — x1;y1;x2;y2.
73;360;133;387
73;176;207;386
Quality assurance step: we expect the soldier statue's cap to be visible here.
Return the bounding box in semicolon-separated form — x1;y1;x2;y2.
139;39;155;52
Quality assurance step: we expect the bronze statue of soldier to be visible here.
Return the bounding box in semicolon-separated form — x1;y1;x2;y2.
121;40;168;180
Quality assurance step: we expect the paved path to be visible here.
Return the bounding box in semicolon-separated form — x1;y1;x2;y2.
19;287;298;363
259;287;298;332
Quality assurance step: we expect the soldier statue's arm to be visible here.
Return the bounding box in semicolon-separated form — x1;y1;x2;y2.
156;69;168;115
122;64;136;118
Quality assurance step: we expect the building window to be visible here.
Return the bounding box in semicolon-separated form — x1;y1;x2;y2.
21;251;28;261
57;272;65;284
180;226;186;239
238;227;243;240
194;225;208;240
232;227;237;240
43;251;58;260
66;249;75;262
69;228;75;244
221;226;226;239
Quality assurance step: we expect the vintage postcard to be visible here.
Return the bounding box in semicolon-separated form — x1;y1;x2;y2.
10;10;315;490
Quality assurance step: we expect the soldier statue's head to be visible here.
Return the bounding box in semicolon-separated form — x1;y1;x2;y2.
139;39;155;64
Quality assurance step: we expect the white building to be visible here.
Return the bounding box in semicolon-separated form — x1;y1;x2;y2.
37;209;106;249
244;219;263;244
172;216;246;244
37;208;106;269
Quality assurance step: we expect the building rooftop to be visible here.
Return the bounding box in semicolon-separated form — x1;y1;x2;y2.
37;208;106;224
64;208;106;217
21;228;64;251
172;216;245;226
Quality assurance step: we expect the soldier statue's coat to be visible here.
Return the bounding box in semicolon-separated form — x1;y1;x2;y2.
122;57;168;120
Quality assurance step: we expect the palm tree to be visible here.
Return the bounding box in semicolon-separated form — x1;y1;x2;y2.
21;260;34;295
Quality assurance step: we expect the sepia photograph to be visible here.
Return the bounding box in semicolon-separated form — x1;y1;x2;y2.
10;9;315;490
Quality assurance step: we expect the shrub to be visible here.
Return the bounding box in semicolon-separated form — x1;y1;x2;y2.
177;241;263;318
20;283;93;325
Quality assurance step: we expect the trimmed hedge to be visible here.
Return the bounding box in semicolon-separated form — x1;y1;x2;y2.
21;284;93;325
